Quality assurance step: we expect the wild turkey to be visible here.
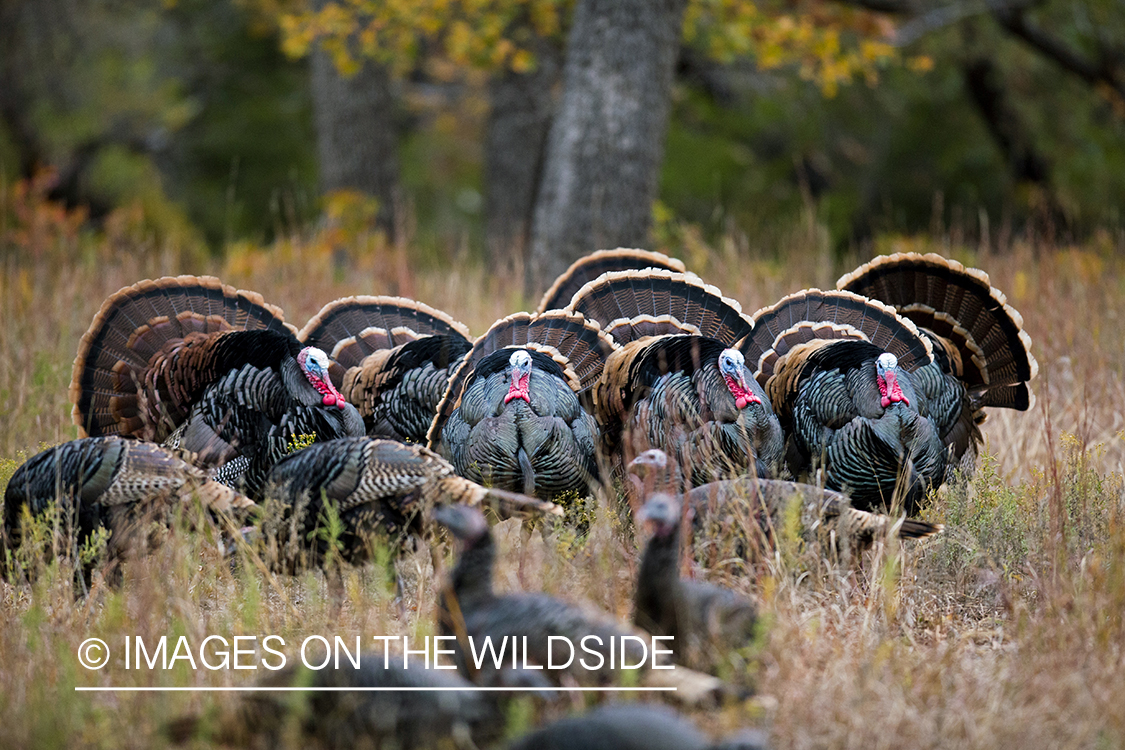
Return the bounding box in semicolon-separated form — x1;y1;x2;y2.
508;703;770;750
836;252;1038;463
261;436;560;565
3;437;253;568
536;247;689;313
177;657;504;750
434;503;652;687
565;270;782;484
737;289;948;514
628;449;943;567
634;490;759;671
298;296;473;443
69;275;365;497
428;310;617;499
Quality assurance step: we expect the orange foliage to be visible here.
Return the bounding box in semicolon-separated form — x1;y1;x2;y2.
1;170;88;260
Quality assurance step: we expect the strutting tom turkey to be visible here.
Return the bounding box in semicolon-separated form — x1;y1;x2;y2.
69;275;364;497
837;252;1037;464
566;269;783;484
298;295;473;444
428;310;617;499
738;289;944;514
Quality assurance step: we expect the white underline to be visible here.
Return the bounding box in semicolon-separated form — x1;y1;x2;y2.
74;686;676;692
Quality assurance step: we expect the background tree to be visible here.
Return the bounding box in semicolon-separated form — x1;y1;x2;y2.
3;0;1122;263
524;0;688;291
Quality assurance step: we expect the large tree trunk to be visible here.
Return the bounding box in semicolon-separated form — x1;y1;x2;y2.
525;0;687;294
309;34;400;238
484;36;562;268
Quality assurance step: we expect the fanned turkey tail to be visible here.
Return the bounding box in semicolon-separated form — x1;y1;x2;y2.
537;248;688;313
298;295;472;372
69;275;296;441
565;269;753;346
836;251;1038;410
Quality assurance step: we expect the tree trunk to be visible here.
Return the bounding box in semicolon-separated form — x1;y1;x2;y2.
484;36;562;268
308;31;400;238
962;55;1064;239
525;0;687;294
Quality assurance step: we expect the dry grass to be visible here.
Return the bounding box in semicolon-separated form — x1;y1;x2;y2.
2;217;1124;748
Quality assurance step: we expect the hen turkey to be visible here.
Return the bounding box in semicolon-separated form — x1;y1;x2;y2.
628;449;942;568
298;295;473;444
738;289;944;514
634;490;759;671
428;310;616;499
536;247;689;313
261;436;560;565
837;252;1037;462
566;270;782;484
3;437;253;567
69;275;364;497
434;503;651;687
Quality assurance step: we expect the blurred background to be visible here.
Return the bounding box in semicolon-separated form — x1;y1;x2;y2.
1;0;1122;290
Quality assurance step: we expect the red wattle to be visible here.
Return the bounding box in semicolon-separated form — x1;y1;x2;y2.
504;374;530;404
724;375;760;409
306;372;347;409
877;372;909;408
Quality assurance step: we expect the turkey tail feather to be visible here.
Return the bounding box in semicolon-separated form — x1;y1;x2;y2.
837;252;1037;399
899;518;944;539
430;477;563;518
537;248;687;313
741;289;933;382
70;276;293;439
564;269;753;346
298;296;472;369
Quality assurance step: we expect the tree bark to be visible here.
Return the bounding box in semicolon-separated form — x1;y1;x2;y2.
525;0;687;294
484;36;562;267
308;25;400;238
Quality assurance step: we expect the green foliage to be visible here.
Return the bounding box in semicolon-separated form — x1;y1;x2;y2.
662;19;1125;251
309;493;347;569
162;0;320;244
931;437;1125;586
78;526;111;569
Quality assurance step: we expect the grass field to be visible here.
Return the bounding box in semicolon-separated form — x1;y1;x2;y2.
1;220;1124;748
